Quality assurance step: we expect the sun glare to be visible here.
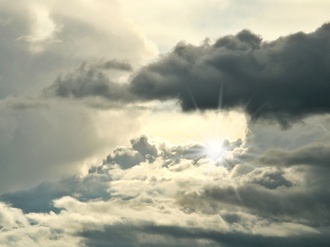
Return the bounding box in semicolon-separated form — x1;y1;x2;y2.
204;139;226;161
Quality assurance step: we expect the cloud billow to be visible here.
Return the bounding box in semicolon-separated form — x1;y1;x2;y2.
130;23;330;126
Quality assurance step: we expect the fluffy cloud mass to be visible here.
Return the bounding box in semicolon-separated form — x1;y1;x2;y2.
1;130;330;246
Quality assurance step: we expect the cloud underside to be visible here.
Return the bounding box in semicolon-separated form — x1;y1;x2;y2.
45;23;330;126
1;135;329;246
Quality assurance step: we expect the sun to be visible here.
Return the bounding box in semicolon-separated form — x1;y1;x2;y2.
204;139;226;161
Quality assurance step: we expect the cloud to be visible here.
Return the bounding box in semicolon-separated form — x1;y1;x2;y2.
1;2;330;245
243;167;293;189
42;22;330;128
0;0;156;99
0;96;48;110
106;146;144;170
259;143;330;167
130;135;158;158
0;0;158;193
0;202;28;229
1;134;329;246
129;23;330;126
0;100;143;194
0;173;111;213
0;0;160;194
80;223;327;247
43;62;135;103
93;59;133;72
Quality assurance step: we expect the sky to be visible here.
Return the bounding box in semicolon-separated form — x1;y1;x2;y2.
0;0;330;246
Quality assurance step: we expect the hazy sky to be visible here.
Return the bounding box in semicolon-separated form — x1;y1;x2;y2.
1;0;330;246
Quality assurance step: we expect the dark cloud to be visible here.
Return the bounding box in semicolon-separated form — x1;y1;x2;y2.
44;23;330;126
246;167;293;189
130;23;330;126
43;63;135;102
130;135;158;159
259;143;330;167
93;59;133;71
177;183;330;228
81;223;330;247
106;146;144;169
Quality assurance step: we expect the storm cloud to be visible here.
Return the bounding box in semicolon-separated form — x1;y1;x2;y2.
130;23;330;126
44;23;330;126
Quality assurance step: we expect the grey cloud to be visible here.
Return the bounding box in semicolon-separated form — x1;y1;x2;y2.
106;146;144;169
93;59;133;71
142;225;329;247
259;143;330;167
130;135;158;159
104;136;158;169
246;167;293;189
43;63;135;103
130;23;330;126
183;181;330;226
80;223;330;247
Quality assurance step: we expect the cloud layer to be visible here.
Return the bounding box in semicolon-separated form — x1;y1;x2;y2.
1;132;329;246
